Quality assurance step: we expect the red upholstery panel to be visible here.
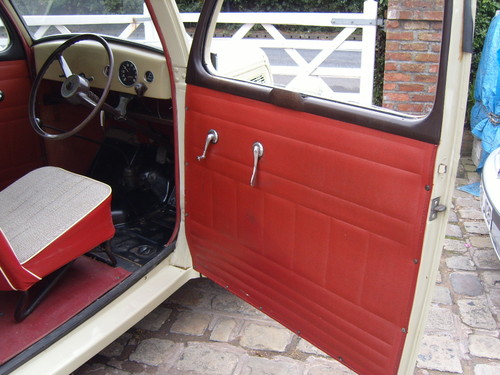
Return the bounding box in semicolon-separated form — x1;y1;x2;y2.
0;60;43;189
185;85;437;375
0;167;115;290
23;195;115;279
0;231;39;291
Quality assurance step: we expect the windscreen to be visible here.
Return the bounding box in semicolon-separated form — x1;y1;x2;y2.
10;0;163;50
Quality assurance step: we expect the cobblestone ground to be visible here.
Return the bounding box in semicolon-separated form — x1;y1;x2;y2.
74;156;500;375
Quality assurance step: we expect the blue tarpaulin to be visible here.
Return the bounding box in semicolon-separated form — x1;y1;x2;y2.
471;13;500;169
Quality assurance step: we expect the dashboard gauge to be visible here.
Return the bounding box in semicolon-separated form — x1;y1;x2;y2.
144;71;154;83
118;60;138;87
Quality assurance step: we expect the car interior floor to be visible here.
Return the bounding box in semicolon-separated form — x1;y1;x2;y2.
0;95;178;367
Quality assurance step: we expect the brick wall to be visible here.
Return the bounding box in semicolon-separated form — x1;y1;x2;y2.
382;0;444;115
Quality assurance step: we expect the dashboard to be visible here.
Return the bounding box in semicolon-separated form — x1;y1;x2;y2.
32;39;172;100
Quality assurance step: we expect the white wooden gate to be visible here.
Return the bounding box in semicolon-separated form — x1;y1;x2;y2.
24;0;378;105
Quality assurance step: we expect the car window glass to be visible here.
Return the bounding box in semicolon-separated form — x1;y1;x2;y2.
0;16;9;52
9;0;162;50
203;0;444;116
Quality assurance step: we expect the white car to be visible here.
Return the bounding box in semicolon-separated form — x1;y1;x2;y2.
0;1;473;374
481;147;500;259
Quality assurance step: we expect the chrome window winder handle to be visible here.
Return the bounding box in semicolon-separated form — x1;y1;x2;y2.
197;129;219;161
250;142;264;187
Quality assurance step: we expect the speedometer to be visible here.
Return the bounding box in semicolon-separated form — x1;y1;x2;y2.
118;60;138;87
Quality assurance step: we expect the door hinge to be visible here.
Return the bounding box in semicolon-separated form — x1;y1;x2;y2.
429;197;447;221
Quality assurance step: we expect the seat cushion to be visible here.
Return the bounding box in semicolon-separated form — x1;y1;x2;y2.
0;167;113;265
0;167;115;290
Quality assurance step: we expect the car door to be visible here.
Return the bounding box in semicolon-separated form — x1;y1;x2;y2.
183;1;471;374
0;5;42;189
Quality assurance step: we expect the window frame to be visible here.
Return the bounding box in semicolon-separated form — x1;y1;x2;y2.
0;6;24;61
187;0;453;145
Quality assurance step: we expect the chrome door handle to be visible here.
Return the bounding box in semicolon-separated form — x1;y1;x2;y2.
250;142;264;187
0;90;4;102
197;129;219;161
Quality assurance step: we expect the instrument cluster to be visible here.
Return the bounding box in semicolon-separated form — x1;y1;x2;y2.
118;60;155;87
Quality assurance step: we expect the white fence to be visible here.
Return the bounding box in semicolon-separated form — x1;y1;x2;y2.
23;0;378;105
0;18;8;51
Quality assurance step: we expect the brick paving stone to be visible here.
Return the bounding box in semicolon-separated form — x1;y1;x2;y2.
168;282;213;309
474;363;500;375
463;163;477;172
448;209;459;223
450;272;484;296
100;334;131;358
304;357;357;375
170;311;211;336
455;178;470;187
481;271;500;287
447;224;464;238
240;356;301;375
467;172;481;183
470;236;494;248
76;364;131;375
424;305;455;332
210;317;237;342
455;197;481;209
473;249;500;269
413;369;432;375
432;286;452;305
490;289;500;308
174;342;241;375
129;338;177;366
134;306;172;332
211;289;266;317
464;221;490;235
443;238;469;252
416;334;463;373
469;335;500;360
296;338;329;357
435;270;443;284
459;209;484;220
240;323;293;352
457;299;497;330
446;255;476;271
456;161;467;178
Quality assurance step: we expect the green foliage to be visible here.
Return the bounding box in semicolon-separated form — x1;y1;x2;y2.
473;0;499;70
373;0;387;107
13;0;142;15
176;0;204;12
221;0;362;12
176;0;363;12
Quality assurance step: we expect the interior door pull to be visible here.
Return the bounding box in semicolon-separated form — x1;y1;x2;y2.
197;129;218;160
250;142;264;187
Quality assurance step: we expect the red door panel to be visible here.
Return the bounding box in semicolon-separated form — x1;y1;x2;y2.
185;85;436;375
0;59;43;188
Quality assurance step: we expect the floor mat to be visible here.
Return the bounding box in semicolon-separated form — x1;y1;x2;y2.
0;256;131;365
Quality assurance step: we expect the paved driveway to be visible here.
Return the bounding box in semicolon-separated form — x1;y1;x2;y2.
75;156;500;375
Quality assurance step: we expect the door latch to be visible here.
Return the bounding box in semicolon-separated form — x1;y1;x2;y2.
429;197;447;221
250;142;264;187
197;129;218;161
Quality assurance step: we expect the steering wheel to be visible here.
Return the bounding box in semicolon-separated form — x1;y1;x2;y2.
28;34;114;141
